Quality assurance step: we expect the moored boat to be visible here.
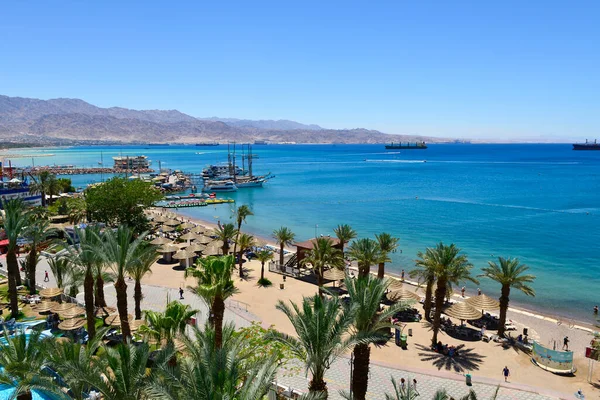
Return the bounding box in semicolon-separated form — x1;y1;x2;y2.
202;180;238;192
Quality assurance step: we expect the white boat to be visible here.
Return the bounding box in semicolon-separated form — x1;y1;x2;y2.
235;178;265;188
202;180;238;192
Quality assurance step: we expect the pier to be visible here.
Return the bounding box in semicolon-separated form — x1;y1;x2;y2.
6;166;154;176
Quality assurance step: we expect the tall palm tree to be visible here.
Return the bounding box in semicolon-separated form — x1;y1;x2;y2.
231;204;253;256
348;238;382;278
0;331;65;400
268;294;354;399
2;199;31;317
28;171;51;208
334;224;357;254
148;324;278;400
429;243;477;345
235;232;255;277
255;248;274;282
23;219;57;294
185;255;238;348
301;237;345;297
129;243;159;319
480;257;535;337
93;259;111;308
344;275;406;400
48;256;68;292
63;226;103;340
98;226;154;342
140;299;198;344
375;233;399;279
272;226;295;268
411;248;439;322
45;174;60;205
212;223;237;255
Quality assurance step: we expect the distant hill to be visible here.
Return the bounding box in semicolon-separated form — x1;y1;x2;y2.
0;95;447;144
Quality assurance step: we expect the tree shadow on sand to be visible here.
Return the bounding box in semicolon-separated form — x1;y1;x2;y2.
416;343;486;373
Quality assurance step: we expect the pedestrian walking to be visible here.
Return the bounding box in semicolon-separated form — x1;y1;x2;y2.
563;336;570;350
400;378;406;390
502;366;510;382
461;286;465;297
477;288;481;295
401;269;405;281
179;287;184;300
412;379;418;393
44;270;49;282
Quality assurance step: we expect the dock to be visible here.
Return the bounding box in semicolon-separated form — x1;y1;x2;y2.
157;198;235;208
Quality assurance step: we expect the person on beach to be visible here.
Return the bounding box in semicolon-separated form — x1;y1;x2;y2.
461;286;465;297
401;269;405;280
44;270;49;282
563;336;570;350
502;366;510;382
594;305;598;314
477;288;481;295
179;287;184;300
400;378;406;390
412;379;418;393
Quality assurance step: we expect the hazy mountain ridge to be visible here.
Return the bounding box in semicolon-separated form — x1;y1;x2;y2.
0;95;445;144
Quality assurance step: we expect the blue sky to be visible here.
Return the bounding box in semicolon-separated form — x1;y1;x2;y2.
1;1;598;141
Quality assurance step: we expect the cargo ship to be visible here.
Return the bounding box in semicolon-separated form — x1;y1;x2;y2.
196;142;220;146
385;142;427;149
572;140;600;150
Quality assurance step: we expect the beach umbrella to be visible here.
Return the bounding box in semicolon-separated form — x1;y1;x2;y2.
186;243;206;253
323;268;346;281
443;302;482;321
150;237;172;246
50;302;76;314
203;245;221;256
58;318;86;331
157;244;179;253
179;232;198;241
59;306;86;319
192;226;206;234
179;222;195;230
160;226;175;233
34;301;59;313
172;249;195;260
388;279;404;291
386;289;421;302
153;215;167;223
94;306;117;318
105;313;134;327
164;219;180;226
212;240;224;248
195;235;212;244
465;294;500;311
40;287;64;298
130;319;147;332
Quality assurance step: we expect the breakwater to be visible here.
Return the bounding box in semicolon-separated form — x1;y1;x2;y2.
8;166;154;176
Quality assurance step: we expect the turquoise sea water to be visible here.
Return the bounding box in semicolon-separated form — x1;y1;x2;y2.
7;144;600;323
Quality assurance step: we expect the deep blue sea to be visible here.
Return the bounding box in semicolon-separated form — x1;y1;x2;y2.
7;144;600;323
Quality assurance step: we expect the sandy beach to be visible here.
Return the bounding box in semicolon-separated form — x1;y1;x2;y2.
145;208;600;397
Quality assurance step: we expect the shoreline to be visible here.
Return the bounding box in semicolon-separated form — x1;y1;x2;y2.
164;207;598;335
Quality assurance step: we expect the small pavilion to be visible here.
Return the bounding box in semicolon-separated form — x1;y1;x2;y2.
295;236;343;268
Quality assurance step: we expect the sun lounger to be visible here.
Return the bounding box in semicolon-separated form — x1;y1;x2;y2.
482;332;497;342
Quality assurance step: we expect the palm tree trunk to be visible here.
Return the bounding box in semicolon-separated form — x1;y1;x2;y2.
232;223;241;257
317;267;324;298
424;279;434;322
497;285;510;337
27;247;37;295
279;244;284;268
95;274;107;308
7;250;20;318
17;391;33;400
352;343;371;400
222;243;229;255
377;262;385;279
238;250;244;277
213;296;225;348
134;279;143;320
358;263;368;279
114;277;131;342
309;368;328;399
84;270;96;340
41;191;46;208
14;249;22;287
432;278;447;345
260;262;265;281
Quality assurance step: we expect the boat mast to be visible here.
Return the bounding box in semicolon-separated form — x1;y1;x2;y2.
232;142;237;183
248;144;253;179
100;151;104;182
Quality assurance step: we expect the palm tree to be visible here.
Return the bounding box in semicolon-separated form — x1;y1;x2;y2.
348;238;382;278
345;275;406;400
0;331;65;400
212;223;237;255
93;259;111;308
2;199;31;317
140;299;198;344
429;243;477;345
301;237;345;297
148;324;278;400
129;243;159;319
255;248;274;283
63;226;103;340
375;233;399;279
235;232;255;277
185;255;238;348
48;256;68;292
231;204;253;256
23;219;57;294
411;248;439;322
28;171;51;208
272;226;295;268
480;257;535;337
99;226;154;342
45;174;60;205
268;294;354;399
334;224;357;254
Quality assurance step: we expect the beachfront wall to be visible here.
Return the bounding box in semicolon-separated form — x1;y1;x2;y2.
532;341;575;373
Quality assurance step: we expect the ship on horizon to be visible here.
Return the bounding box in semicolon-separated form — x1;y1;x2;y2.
572;139;600;150
385;141;427;150
196;142;220;146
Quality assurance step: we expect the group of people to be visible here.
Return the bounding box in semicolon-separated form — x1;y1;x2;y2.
435;341;459;357
398;378;418;393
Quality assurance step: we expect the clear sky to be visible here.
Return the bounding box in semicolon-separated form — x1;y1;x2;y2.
1;1;598;141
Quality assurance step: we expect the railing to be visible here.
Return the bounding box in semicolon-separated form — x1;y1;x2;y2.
225;299;250;313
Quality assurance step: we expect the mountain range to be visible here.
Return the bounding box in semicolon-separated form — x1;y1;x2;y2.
0;95;445;145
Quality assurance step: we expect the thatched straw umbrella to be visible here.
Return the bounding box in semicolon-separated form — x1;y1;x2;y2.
388;279;404;292
150;237;172;246
172;249;196;268
34;301;59;313
465;294;500;311
164;219;180;226
386;289;421;302
40;287;64;298
157;244;179;263
179;222;196;230
160;225;175;233
59;306;86;319
106;313;134;327
130;319;147;332
58;318;86;331
94;306;117;318
186;243;206;253
153;215;167;223
192;226;206;235
179;232;198;243
443;302;482;321
50;303;76;314
195;235;212;244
